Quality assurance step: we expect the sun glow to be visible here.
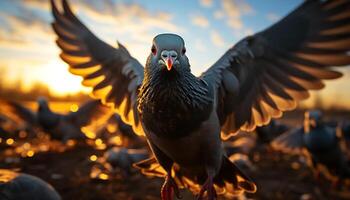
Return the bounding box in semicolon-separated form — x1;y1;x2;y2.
31;60;90;96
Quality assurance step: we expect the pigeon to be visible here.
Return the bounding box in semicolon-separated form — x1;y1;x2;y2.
0;169;61;200
224;132;256;156
104;147;149;176
0;114;8;124
51;0;350;199
271;110;350;184
340;121;350;159
0;115;12;140
255;119;289;144
2;98;111;143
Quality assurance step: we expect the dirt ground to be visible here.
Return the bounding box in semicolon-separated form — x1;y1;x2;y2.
1;110;350;200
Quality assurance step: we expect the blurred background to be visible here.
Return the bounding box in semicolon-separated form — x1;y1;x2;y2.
0;0;349;200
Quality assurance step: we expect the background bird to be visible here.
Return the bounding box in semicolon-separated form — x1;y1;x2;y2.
51;0;350;199
97;114;146;148
271;110;350;185
1;98;111;143
104;147;149;177
0;169;61;200
255;119;290;144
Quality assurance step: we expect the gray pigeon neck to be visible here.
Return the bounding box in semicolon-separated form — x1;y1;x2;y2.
140;68;211;112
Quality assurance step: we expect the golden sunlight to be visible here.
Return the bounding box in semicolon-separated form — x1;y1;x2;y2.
37;60;90;96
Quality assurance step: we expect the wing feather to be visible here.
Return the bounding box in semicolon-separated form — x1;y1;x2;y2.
201;0;350;139
51;0;144;136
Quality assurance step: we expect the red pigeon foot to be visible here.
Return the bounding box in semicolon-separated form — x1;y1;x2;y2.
197;175;217;200
161;174;181;200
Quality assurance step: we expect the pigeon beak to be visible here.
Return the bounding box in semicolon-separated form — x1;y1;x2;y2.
165;57;173;71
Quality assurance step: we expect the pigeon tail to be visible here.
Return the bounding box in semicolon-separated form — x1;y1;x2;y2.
133;156;256;197
213;156;257;196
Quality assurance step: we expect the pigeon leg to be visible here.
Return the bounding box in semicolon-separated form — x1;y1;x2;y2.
331;178;340;189
197;171;217;200
313;169;320;181
161;173;181;200
147;141;181;200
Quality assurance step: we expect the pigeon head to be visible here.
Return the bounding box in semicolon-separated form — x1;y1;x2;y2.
304;110;323;132
37;97;48;109
148;33;189;72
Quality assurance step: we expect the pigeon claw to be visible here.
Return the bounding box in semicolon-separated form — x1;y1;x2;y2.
161;175;181;200
196;176;217;200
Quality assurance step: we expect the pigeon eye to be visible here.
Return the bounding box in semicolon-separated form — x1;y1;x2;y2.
151;46;157;55
182;47;186;55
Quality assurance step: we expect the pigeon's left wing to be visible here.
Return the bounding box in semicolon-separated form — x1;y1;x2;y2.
51;0;144;136
66;100;112;128
201;0;350;139
0;101;37;126
271;127;305;155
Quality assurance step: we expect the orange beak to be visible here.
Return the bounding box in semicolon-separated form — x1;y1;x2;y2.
165;57;173;71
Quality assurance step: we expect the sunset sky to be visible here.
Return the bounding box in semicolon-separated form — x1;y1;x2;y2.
0;0;349;109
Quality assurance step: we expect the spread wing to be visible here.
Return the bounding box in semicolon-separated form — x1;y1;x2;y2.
201;0;350;139
51;0;144;136
0;101;37;126
271;127;305;155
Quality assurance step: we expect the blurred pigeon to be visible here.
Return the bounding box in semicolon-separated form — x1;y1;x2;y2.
113;114;138;139
0;169;61;200
0;115;11;140
340;122;350;159
104;147;149;176
255;120;289;144
2;98;111;143
272;110;350;184
224;132;257;156
224;132;257;172
229;153;256;174
0;114;7;124
342;123;350;140
52;0;350;199
97;114;145;147
0;126;11;140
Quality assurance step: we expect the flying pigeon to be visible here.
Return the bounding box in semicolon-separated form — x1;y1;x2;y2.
51;0;350;199
2;98;111;143
0;169;61;200
271;110;350;184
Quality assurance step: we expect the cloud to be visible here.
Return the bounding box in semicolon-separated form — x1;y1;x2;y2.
210;30;225;47
199;0;213;8
191;14;210;28
194;39;207;52
0;6;52;48
244;28;254;35
213;10;224;19
216;0;254;30
21;0;50;11
0;0;185;95
0;0;184;58
266;13;280;22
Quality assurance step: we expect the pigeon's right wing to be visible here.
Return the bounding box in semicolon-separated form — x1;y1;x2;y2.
271;127;305;155
51;0;144;136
